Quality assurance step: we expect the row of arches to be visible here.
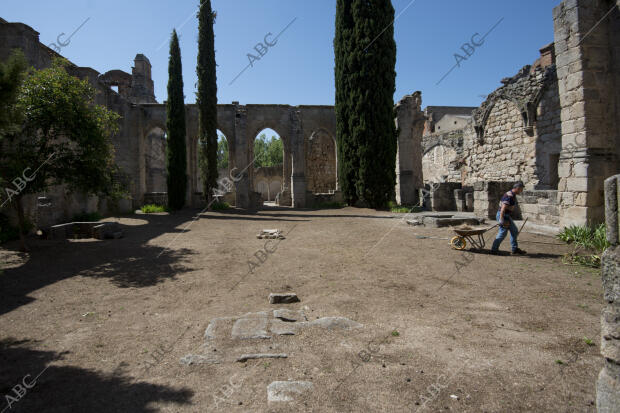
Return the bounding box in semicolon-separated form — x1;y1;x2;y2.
143;126;338;207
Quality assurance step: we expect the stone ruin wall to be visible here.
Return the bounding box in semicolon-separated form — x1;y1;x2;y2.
305;130;337;194
598;174;620;412
422;130;463;184
461;64;561;189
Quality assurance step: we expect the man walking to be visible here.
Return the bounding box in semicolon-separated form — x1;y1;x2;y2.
491;181;527;255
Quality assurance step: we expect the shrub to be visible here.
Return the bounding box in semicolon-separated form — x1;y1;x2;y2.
140;204;167;213
0;213;19;243
211;201;230;211
557;223;611;268
0;212;32;243
387;201;420;213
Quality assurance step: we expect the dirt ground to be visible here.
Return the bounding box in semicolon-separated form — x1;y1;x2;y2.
0;207;604;412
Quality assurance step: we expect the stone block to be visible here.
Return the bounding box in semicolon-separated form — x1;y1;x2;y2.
273;309;307;322
602;246;620;304
267;381;314;403
601;304;620;361
269;293;300;304
605;175;619;245
231;315;270;340
560;206;588;227
597;364;620;413
566;177;588;192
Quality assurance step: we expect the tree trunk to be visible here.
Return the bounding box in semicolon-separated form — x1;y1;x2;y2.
14;196;29;252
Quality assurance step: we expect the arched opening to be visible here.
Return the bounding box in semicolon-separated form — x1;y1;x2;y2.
145;127;167;193
306;129;337;194
196;130;234;204
251;128;284;206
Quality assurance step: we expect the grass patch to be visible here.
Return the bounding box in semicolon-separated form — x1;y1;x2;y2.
391;330;400;337
140;204;167;214
211;201;231;211
72;211;103;222
557;223;610;268
584;337;595;346
386;201;422;214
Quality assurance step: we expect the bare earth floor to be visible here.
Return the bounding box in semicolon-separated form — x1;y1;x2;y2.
0;207;603;412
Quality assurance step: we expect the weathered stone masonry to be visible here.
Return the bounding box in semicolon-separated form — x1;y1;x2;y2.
416;0;620;230
598;174;620;412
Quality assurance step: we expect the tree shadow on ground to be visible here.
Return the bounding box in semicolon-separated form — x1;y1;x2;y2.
0;338;193;413
465;249;562;259
212;208;397;220
0;211;200;316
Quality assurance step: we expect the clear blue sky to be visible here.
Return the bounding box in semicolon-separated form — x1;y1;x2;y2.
2;0;559;108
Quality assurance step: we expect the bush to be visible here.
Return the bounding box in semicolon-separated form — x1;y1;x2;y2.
0;213;19;243
387;201;420;213
557;223;611;268
140;204;167;213
211;201;230;211
72;211;103;222
0;212;32;243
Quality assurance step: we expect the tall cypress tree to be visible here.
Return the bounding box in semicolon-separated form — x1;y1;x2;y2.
166;29;187;210
334;0;358;205
197;0;218;204
337;0;397;208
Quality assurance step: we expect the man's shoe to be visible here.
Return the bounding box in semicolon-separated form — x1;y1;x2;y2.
511;248;527;255
490;249;500;255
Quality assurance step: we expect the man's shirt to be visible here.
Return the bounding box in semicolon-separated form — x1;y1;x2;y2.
498;190;517;216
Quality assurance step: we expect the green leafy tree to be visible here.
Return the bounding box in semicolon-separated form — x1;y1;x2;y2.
0;59;120;251
197;0;219;204
166;30;188;211
266;136;283;166
335;0;397;208
0;50;28;140
254;134;283;167
217;135;228;170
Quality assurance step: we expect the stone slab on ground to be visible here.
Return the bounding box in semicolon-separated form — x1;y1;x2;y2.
269;293;300;304
273;308;306;322
204;316;235;340
231;315;270;339
179;354;221;365
236;353;288;362
270;319;299;335
267;381;314;403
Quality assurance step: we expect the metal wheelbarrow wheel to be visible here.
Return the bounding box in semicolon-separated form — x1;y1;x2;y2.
450;236;467;250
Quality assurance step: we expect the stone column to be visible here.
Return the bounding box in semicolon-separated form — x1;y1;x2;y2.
290;109;306;208
597;174;620;412
553;0;620;227
394;92;425;205
233;105;251;209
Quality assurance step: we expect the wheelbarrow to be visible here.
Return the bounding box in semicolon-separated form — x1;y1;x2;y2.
449;224;498;250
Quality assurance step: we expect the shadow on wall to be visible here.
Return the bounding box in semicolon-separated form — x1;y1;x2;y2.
0;338;193;412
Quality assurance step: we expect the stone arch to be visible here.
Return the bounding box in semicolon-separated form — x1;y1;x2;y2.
248;123;290;206
305;128;338;193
